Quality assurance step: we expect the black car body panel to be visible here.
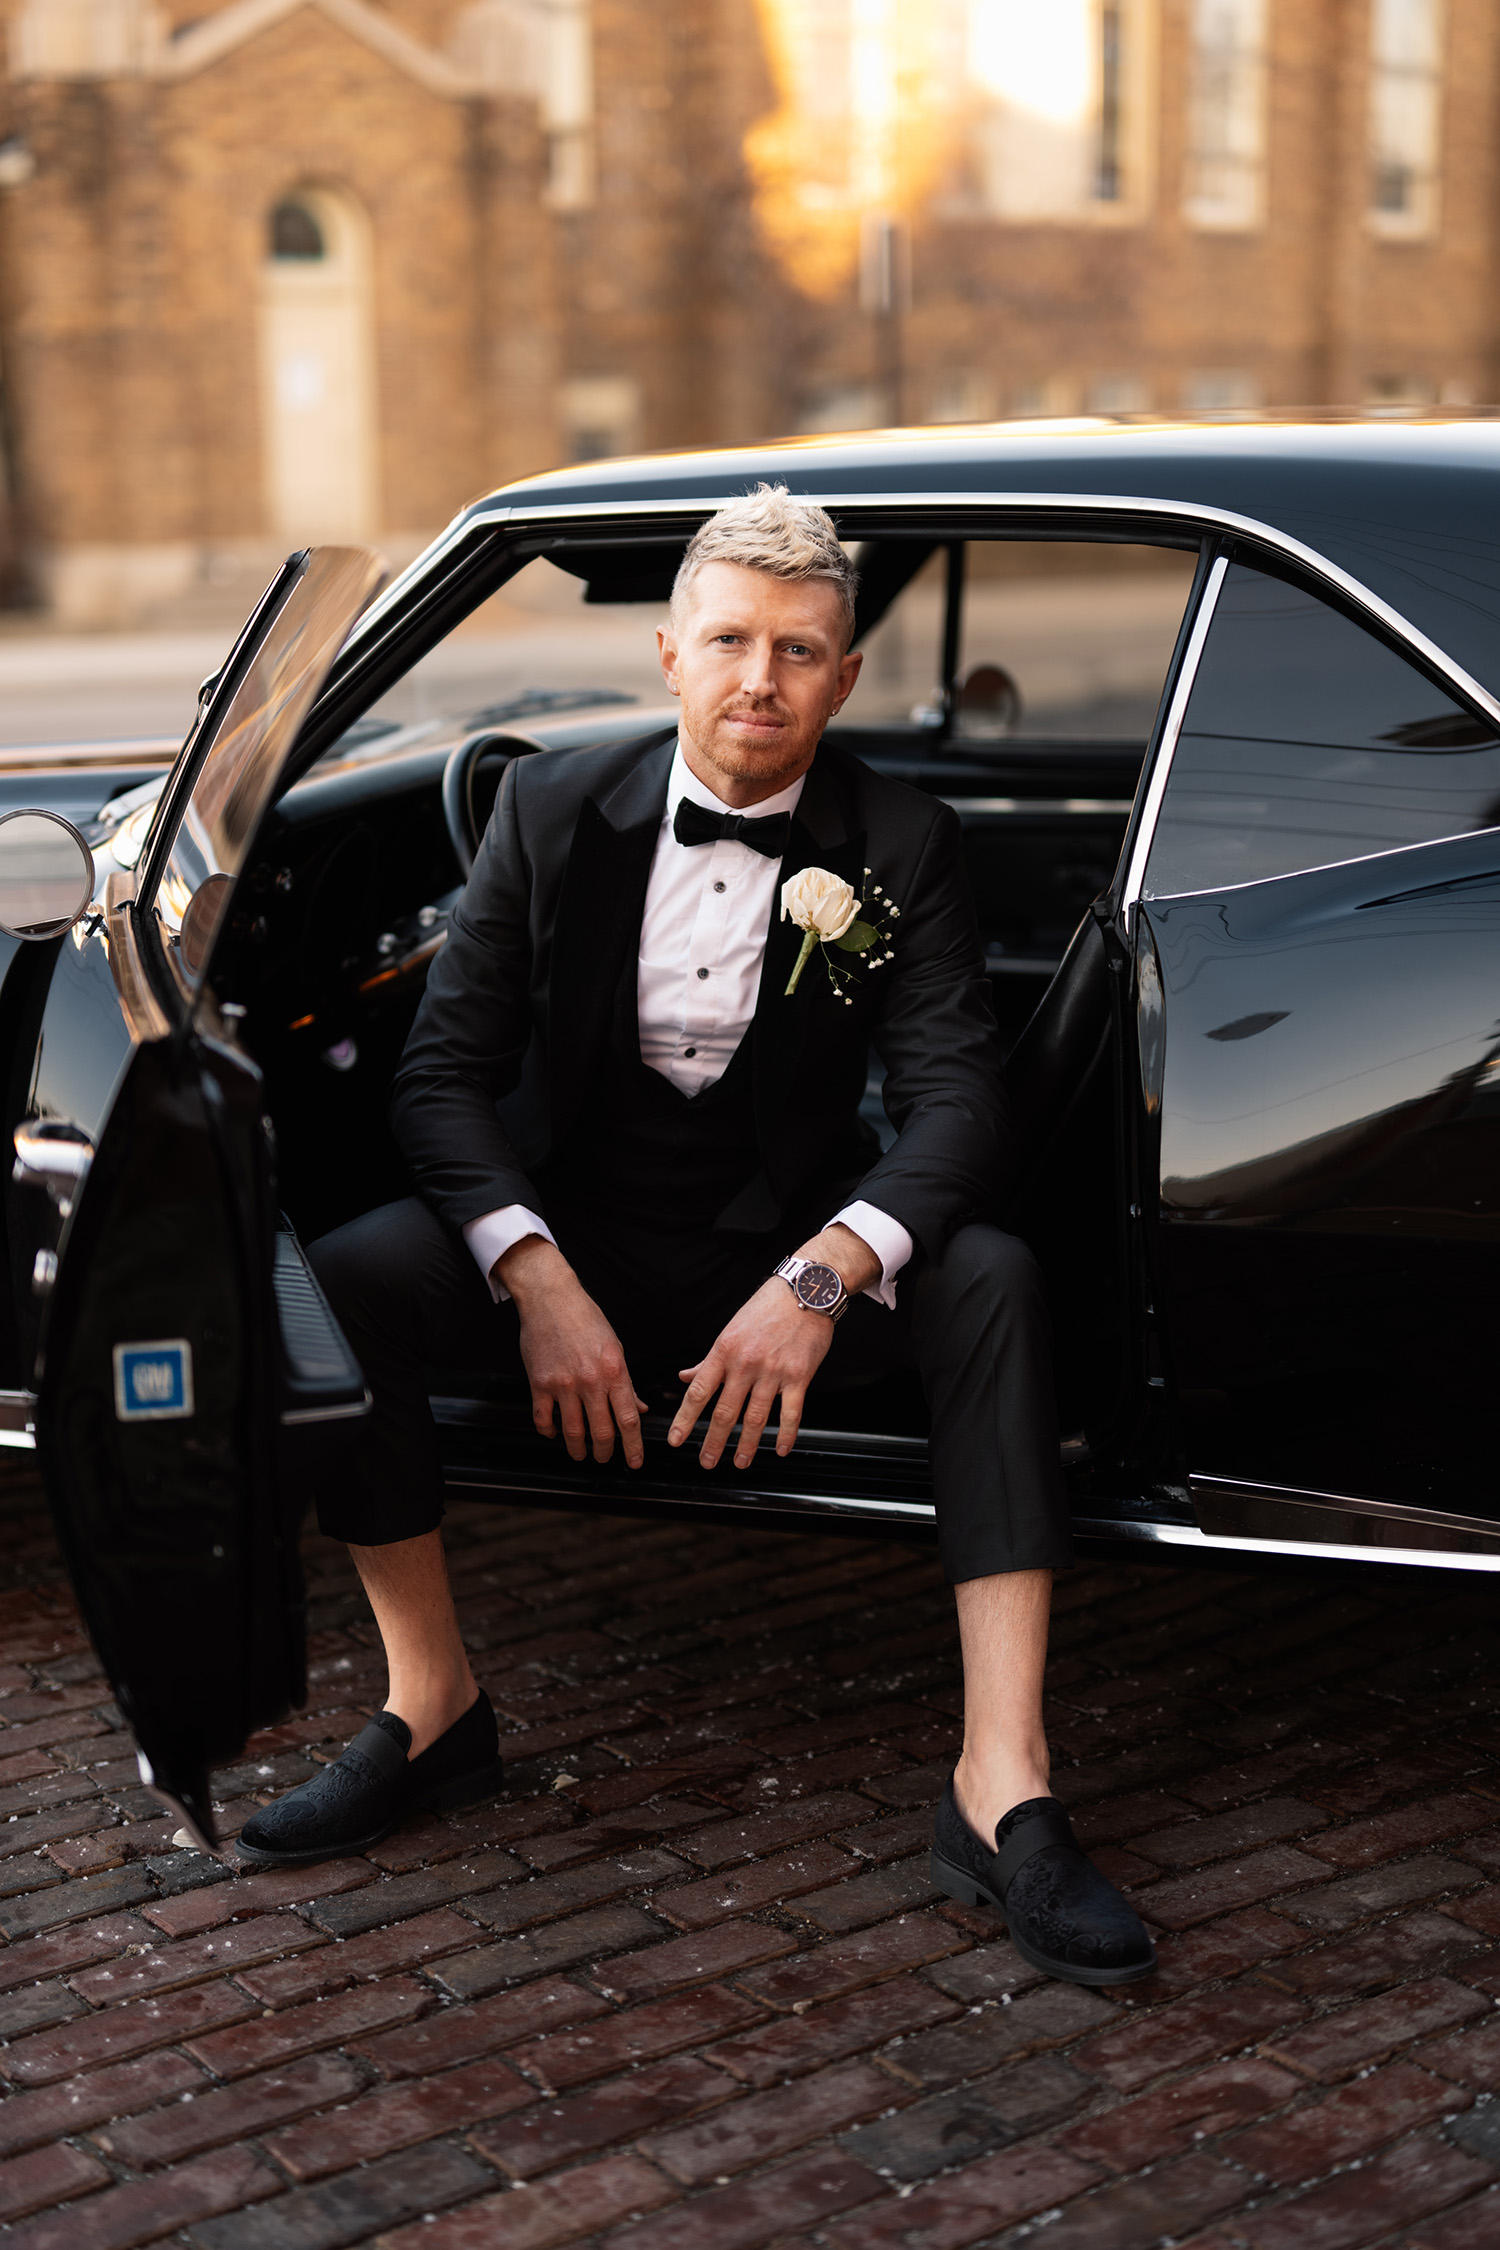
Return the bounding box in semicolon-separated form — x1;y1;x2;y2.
5;417;1500;1836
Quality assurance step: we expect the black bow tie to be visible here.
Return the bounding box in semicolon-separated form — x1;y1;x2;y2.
673;797;790;860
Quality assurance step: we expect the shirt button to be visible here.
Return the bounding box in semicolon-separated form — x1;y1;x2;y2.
713;880;726;893
696;966;709;979
683;1045;696;1058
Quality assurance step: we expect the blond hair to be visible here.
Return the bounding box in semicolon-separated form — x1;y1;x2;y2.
671;483;858;642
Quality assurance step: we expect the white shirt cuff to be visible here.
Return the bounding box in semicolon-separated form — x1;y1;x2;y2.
462;1205;557;1302
830;1200;914;1311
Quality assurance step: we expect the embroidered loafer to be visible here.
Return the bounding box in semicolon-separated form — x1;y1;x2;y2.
236;1692;505;1868
930;1778;1156;1986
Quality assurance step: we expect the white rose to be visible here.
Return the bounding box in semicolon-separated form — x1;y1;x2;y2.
781;866;861;941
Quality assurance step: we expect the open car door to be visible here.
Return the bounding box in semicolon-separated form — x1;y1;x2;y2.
1132;551;1500;1544
34;547;386;1847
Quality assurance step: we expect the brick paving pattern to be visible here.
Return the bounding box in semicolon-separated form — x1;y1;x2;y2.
0;1469;1495;2245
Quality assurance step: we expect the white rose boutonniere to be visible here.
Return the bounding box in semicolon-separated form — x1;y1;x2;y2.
781;865;898;1002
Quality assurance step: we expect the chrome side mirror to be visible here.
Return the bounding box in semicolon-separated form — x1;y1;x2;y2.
0;810;96;941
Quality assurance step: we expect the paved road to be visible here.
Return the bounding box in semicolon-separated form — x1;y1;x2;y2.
0;1464;1496;2246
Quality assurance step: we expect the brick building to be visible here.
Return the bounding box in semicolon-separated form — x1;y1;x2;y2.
0;0;1495;622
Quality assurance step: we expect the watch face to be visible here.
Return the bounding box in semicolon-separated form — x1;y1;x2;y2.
794;1261;844;1312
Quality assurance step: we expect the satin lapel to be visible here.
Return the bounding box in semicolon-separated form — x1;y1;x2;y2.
548;735;674;1134
752;754;867;1166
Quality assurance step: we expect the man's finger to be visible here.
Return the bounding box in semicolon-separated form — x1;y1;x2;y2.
532;1389;557;1441
558;1390;588;1463
775;1381;808;1457
582;1385;617;1465
734;1378;780;1470
610;1376;645;1470
700;1368;751;1469
669;1352;724;1447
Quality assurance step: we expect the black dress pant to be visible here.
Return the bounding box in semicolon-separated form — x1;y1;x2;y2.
308;1198;1073;1584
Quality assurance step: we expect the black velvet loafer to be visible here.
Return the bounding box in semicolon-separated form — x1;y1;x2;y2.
236;1692;505;1868
930;1779;1156;1987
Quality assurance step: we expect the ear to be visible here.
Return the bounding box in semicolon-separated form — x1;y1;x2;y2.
831;646;863;713
657;620;682;696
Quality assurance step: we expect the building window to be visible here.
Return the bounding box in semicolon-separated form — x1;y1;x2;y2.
1086;371;1149;412
967;0;1151;221
561;376;640;461
1368;0;1443;237
1183;0;1267;230
928;371;1000;423
1181;368;1259;412
1097;1;1124;199
270;199;324;261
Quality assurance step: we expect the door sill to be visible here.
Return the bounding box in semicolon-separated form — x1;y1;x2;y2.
1190;1473;1500;1556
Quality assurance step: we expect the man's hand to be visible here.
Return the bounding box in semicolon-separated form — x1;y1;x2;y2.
669;1224;880;1470
497;1235;648;1468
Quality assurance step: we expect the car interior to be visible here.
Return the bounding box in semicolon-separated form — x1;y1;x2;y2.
150;525;1206;1519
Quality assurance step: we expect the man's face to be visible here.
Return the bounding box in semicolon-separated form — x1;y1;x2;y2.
657;560;862;805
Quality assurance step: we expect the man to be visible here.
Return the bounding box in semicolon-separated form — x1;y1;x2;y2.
239;487;1153;1988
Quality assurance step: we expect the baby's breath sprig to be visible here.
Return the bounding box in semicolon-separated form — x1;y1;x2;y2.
813;867;895;1004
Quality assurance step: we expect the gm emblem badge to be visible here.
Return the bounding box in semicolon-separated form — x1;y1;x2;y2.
112;1340;194;1422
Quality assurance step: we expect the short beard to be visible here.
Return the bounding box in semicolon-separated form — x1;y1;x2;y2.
689;704;824;796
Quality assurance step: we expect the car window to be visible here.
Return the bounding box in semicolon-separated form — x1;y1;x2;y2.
1143;561;1500;898
349;557;663;740
148;550;384;999
852;541;1197;739
332;538;1198;763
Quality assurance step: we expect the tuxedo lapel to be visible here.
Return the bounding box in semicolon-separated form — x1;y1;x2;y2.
548;732;674;1133
752;751;867;1170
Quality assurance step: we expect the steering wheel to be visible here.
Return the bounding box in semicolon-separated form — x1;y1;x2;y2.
441;730;545;878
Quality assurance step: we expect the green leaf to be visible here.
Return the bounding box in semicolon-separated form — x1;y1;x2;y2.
834;920;881;953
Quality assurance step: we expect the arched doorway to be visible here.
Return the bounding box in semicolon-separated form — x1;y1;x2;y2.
259;187;377;541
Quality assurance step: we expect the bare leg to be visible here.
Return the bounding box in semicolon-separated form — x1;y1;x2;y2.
348;1531;478;1758
951;1568;1053;1845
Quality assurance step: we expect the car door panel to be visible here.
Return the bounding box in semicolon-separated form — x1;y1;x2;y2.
31;547;386;1845
39;1029;287;1844
1147;833;1500;1508
1139;553;1500;1516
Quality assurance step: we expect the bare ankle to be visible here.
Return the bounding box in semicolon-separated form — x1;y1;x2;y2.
953;1748;1052;1843
383;1674;477;1760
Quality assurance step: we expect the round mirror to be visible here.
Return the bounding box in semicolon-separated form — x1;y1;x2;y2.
955;663;1022;738
0;810;96;941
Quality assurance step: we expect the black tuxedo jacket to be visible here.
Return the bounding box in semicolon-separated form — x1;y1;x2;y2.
389;727;1011;1260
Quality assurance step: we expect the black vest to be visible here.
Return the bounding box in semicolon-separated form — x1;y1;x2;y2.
549;943;763;1233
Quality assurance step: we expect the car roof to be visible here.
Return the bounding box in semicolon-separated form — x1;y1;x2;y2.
453;414;1500;705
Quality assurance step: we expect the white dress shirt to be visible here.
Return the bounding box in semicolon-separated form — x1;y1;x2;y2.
463;740;913;1307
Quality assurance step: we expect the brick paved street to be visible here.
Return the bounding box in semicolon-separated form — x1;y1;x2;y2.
0;1465;1498;2247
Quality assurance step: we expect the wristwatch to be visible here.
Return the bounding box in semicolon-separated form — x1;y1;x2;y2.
773;1255;850;1322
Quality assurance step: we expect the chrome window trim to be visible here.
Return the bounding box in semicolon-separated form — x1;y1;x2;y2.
941;796;1136;817
1119;551;1228;915
1132;820;1500;906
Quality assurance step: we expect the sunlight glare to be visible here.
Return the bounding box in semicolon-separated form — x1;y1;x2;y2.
969;0;1095;124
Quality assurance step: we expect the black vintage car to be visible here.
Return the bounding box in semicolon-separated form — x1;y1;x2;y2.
4;416;1500;1844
